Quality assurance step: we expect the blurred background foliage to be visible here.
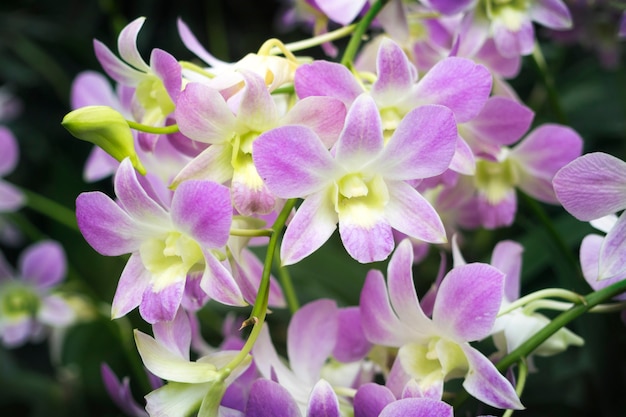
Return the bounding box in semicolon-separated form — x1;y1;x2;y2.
0;0;625;416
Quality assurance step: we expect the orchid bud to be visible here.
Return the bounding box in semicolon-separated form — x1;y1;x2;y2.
62;105;146;174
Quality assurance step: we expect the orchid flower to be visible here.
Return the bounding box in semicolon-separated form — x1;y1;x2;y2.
76;158;245;323
0;240;74;347
253;93;457;264
353;382;454;417
359;239;523;410
0;126;24;214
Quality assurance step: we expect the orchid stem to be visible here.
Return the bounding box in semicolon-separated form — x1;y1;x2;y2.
126;120;179;134
340;0;390;68
274;249;299;314
20;188;79;232
229;228;273;237
531;42;567;124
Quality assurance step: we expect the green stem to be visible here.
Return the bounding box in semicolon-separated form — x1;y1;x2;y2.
502;359;528;417
340;0;390;68
274;249;299;314
20;188;79;232
498;288;583;316
126;120;179;134
229;228;273;237
531;42;567;124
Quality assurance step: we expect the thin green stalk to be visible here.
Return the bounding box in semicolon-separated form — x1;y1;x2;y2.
531;43;567;124
229;228;273;237
20;188;79;232
274;248;299;314
126;120;179;134
502;359;528;417
340;0;390;67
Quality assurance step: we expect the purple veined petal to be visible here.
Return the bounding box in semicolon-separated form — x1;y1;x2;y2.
0;180;24;212
335;94;384;170
246;379;302;417
353;383;396;417
426;0;474;15
306;379;340;417
376;0;410;43
288;299;338;384
462;96;534;151
83;147;119;182
580;234;603;284
76;192;146;256
448;135;476;175
253;126;339;199
101;364;149;417
38;295;75;327
554;152;626;221
410;57;492;123
492;18;535;58
19;240;66;289
491;241;524;302
529;0;572;30
176;82;238;143
114;158;169;225
433;263;504;342
461;344;524;410
511;124;583;204
171;144;234;187
177;18;227;68
280;189;338;265
152;308;192;360
0;126;18;175
253;325;303;389
170;180;232;248
93;39;144;86
387;240;435;331
237;70;279;131
111;253;152;319
385;358;412;400
385;181;447;244
117;17;151;72
150;48;182;104
294;61;362;106
476;190;517;230
233;248;286;308
332;307;371;362
359;269;415;347
315;0;366;24
338;209;394;263
371;38;417;107
598;212;626;281
474;39;521;79
231;161;277;216
71;70;121;110
200;251;246;306
281;96;346;149
371;105;457;180
379;397;453;417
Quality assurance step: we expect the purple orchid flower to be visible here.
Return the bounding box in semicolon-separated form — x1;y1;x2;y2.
0;240;74;347
359;239;523;410
353;382;454;417
0;126;24;214
253;93;457;264
76;158;245;323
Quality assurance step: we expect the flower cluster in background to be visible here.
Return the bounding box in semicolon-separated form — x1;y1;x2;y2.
2;0;626;416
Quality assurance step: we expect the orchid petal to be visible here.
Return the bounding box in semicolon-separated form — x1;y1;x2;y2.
295;61;361;106
529;0;572;30
201;251;246;306
19;240;66;289
553;152;626;221
177;18;227;68
150;48;182;104
448;135;476;175
170;143;233;187
307;379;340;417
118;17;151;72
580;234;603;283
493;19;535;58
339;210;394;263
93;40;144;86
316;0;366;25
371;38;417;107
145;381;209;417
491;241;524;302
237;70;279;131
70;71;121;110
38;295;75;327
599;212;626;281
332;307;371;362
280;96;346;148
246;379;302;417
433;263;504;342
111;254;151;319
0;180;24;212
353;383;395;417
153;308;192;360
0;126;18;175
379;398;453;417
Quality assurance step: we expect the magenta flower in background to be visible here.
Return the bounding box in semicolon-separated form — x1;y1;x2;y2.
253;93;457;264
76;158;245;323
0;240;74;347
0;126;24;214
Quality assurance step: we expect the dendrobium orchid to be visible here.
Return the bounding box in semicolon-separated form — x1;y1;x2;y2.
253;93;457;264
359;239;523;409
0;126;24;215
0;240;74;347
76;158;246;323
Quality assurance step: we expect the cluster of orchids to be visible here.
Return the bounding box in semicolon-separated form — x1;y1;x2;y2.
3;0;626;416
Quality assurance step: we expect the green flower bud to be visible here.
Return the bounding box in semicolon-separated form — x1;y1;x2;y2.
62;106;146;175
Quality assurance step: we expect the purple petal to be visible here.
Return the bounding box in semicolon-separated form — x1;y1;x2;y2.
280;190;338;265
372;105;457;180
288;299;338;383
70;70;121;110
114;159;169;223
201;251;245;306
529;0;572;30
237;70;279;130
580;234;603;283
1;317;33;347
153;308;191;360
493;19;535;58
170;180;232;248
93;39;144;86
295;61;362;106
83;147;119;182
339;211;394;263
332;307;371;362
491;241;524;302
385;181;447;244
0;180;24;212
411;57;492;123
461;344;524;410
379;398;453;417
176;82;238;143
315;0;366;25
474;39;521;79
476;190;517;229
433;263;504;342
231;162;277;216
76;191;145;256
427;0;473;15
335;94;384;169
553;152;626;221
19;240;66;289
353;383;396;417
280;96;346;148
101;364;148;417
117;17;150;72
0;126;18;176
253;125;338;199
111;253;151;319
177;18;226;67
371;38;417;107
448;135;476;175
599;212;626;281
150;48;182;104
140;278;185;323
246;379;302;417
306;379;340;417
38;295;75;327
511;124;583;203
